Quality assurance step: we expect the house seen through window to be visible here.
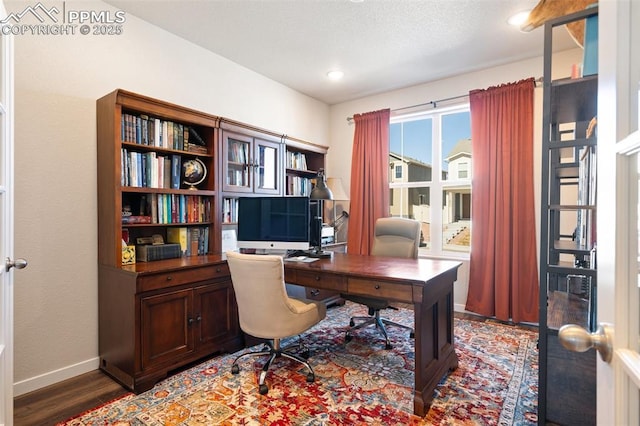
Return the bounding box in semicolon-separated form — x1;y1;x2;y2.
389;105;471;256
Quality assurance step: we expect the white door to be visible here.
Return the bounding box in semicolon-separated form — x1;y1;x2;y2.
0;1;17;424
592;1;640;424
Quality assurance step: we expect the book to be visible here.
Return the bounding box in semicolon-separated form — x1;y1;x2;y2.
171;155;181;189
121;215;152;224
166;227;188;256
136;243;181;262
188;127;206;146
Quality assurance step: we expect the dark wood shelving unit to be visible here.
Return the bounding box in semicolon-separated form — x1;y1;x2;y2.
538;7;598;425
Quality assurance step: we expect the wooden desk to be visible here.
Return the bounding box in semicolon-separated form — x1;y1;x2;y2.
283;252;462;417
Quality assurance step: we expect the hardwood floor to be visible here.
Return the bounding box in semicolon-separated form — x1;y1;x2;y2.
13;311;535;425
13;370;128;426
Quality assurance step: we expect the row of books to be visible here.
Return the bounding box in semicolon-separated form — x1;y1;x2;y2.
222;197;239;224
228;140;249;164
286;175;312;196
121;112;208;154
122;194;211;225
227;168;249;187
286;150;308;171
121;149;182;189
167;226;210;256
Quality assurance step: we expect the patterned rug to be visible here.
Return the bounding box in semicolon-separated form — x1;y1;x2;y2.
59;302;538;425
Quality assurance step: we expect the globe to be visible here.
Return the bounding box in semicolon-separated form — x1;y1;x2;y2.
182;158;207;189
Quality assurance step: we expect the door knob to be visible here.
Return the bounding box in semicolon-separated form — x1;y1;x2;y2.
5;257;28;272
558;323;614;363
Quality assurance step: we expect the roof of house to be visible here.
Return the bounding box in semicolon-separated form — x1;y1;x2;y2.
445;138;472;162
389;152;432;168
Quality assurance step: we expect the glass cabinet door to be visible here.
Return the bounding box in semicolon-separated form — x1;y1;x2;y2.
254;138;281;195
223;133;252;193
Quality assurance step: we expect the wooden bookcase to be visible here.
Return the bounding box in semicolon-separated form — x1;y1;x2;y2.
97;89;332;391
538;7;598;425
97;90;242;393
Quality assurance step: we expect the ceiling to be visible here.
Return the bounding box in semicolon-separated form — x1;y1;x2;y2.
105;0;576;105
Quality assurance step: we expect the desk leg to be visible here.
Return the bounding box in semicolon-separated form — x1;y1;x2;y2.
413;268;459;417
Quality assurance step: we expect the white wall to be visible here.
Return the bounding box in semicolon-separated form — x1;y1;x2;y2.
327;48;584;312
10;0;329;395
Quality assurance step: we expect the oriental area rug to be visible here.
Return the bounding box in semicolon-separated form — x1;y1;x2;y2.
59;302;538;425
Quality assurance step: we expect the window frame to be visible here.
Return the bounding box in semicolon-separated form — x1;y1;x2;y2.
389;103;471;260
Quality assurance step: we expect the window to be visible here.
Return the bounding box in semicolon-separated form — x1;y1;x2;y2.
389;105;471;256
458;162;469;179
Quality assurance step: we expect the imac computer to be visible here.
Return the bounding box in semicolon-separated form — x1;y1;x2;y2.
236;196;310;251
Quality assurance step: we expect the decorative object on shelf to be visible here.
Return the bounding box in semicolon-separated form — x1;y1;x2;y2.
326;177;350;241
182;158;207;189
309;169;333;258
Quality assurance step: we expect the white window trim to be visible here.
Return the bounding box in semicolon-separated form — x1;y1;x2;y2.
390;103;471;260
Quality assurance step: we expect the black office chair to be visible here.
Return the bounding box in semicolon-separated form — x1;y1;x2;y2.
342;217;421;349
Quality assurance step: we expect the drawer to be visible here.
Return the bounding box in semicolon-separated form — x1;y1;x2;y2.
292;270;347;292
138;264;230;292
348;278;413;303
305;287;339;302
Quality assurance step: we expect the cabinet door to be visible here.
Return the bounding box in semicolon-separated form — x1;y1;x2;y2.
222;131;253;193
140;288;194;370
254;138;282;195
193;281;239;350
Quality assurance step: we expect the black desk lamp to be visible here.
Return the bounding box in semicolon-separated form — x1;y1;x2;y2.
309;169;333;258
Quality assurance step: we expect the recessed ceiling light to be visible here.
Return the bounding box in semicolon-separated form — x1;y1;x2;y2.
508;10;530;27
327;70;344;81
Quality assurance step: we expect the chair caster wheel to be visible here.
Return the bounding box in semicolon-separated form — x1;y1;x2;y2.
385;342;393;350
410;331;415;339
300;350;310;359
306;372;315;383
349;319;355;327
231;364;239;374
259;384;269;395
345;334;352;342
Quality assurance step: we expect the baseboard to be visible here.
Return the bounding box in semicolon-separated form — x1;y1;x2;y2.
13;357;99;397
454;303;466;312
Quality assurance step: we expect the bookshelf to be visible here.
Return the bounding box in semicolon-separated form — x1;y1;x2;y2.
97;90;331;392
218;123;328;255
97;89;242;393
538;7;598;425
284;137;327;197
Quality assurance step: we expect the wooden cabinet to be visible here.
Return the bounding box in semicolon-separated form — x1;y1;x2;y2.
99;259;241;393
97;90;243;392
97;89;330;392
538;7;598;425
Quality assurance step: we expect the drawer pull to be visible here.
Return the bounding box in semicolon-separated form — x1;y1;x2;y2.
310;289;320;296
374;284;380;290
166;276;173;281
315;276;320;281
216;267;221;273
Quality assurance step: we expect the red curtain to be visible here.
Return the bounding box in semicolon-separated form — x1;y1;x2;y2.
465;78;539;323
347;109;391;255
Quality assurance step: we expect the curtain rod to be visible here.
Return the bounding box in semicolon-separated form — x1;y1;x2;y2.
346;77;543;122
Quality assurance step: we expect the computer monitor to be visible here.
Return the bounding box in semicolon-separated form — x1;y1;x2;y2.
237;196;311;251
